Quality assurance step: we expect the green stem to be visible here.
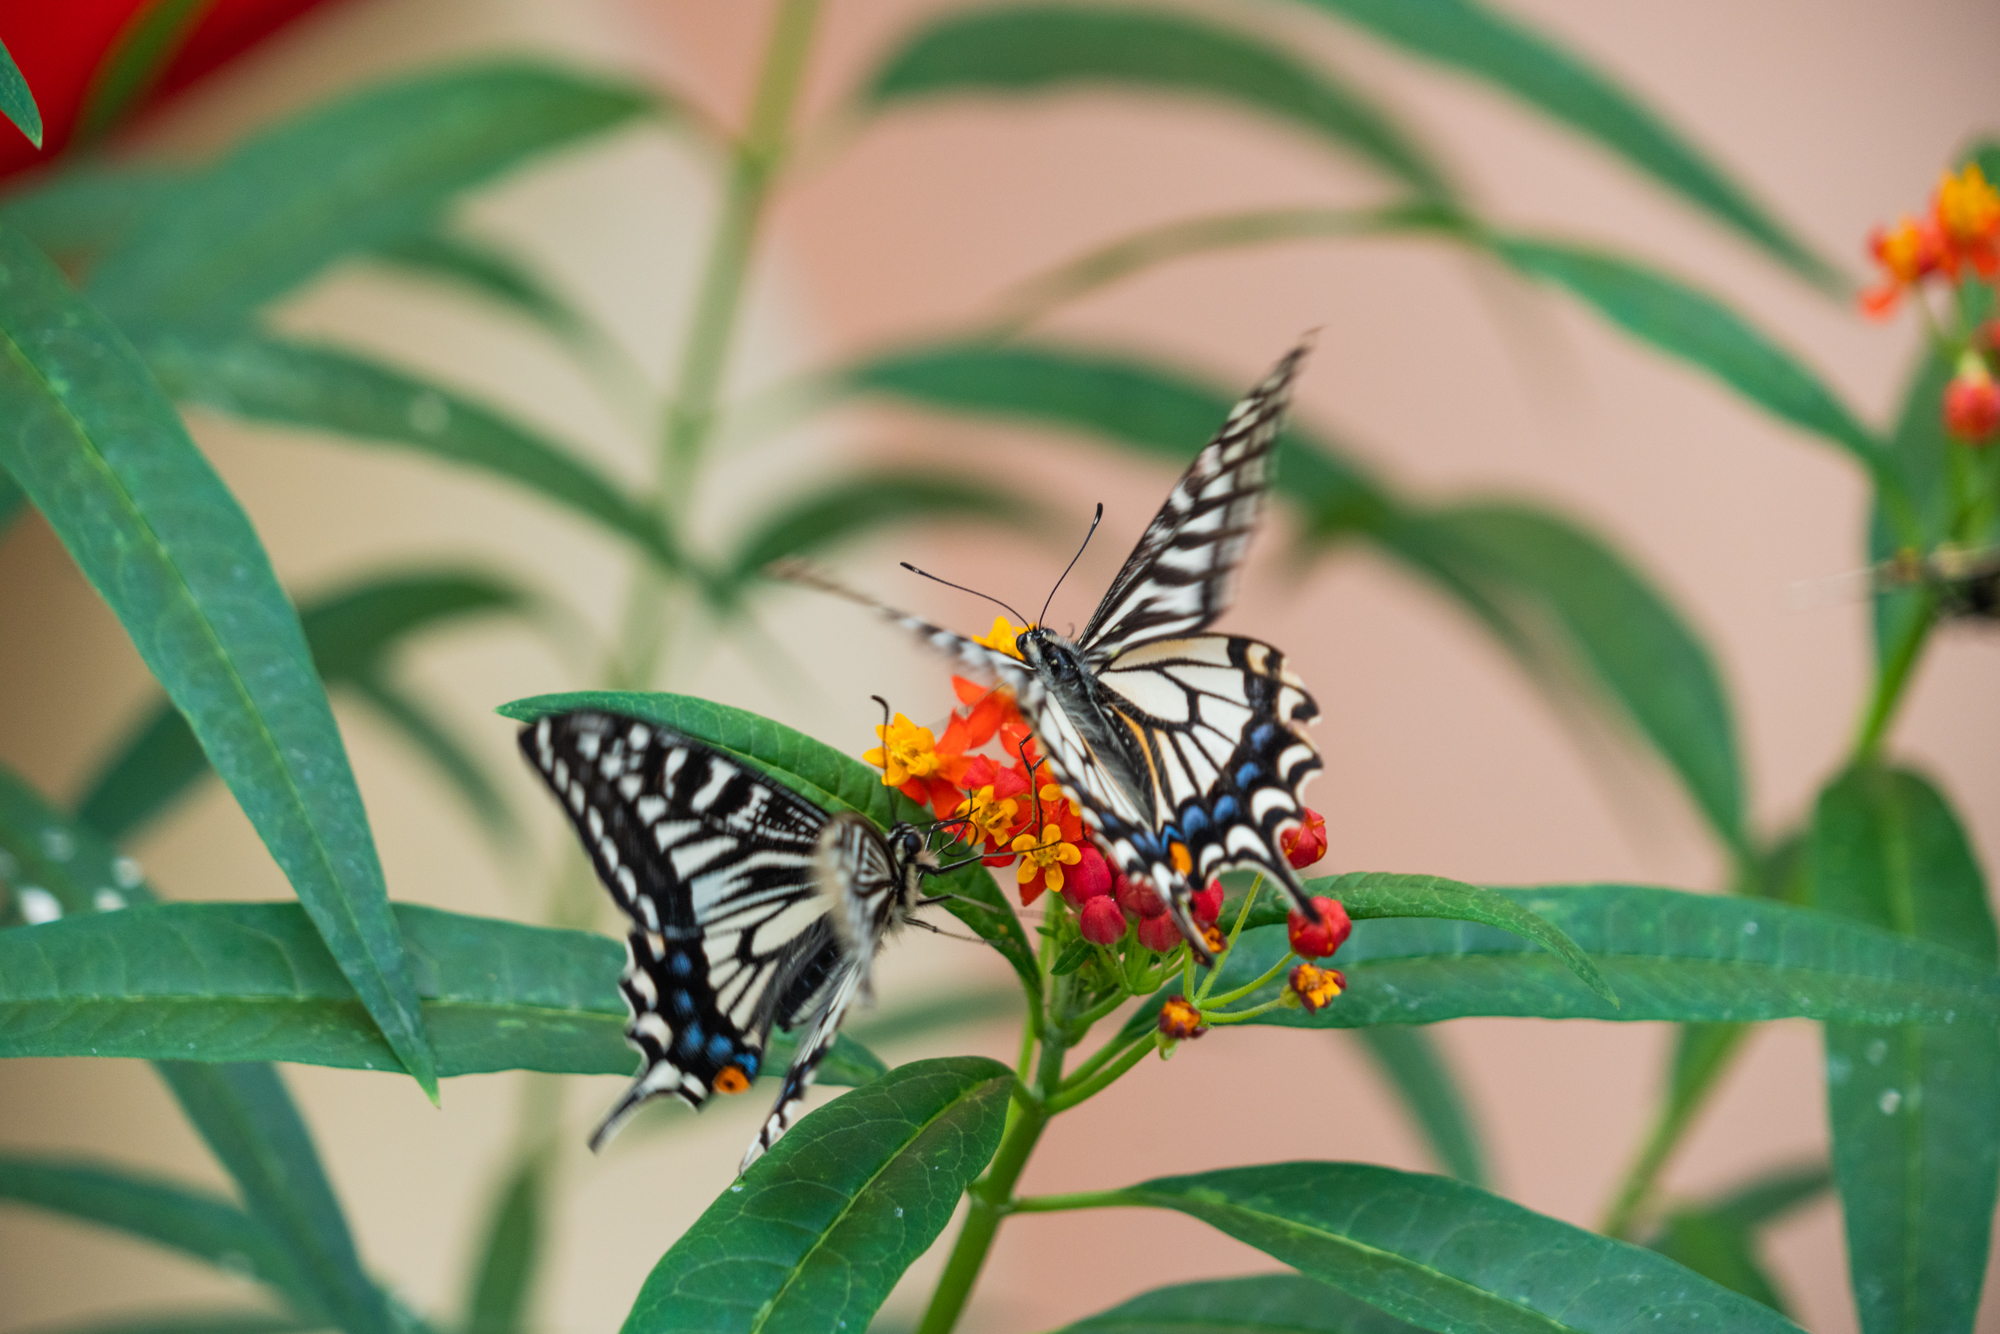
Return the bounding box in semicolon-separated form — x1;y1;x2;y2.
1853;588;1938;762
1200;952;1295;1010
1047;1038;1154;1113
1009;1189;1127;1215
1600;1023;1748;1239
1202;993;1297;1025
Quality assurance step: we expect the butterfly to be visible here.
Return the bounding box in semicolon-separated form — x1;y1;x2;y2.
780;337;1323;964
519;710;939;1173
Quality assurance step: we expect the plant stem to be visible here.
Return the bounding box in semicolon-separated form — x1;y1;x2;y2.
1600;1023;1748;1239
1853;588;1938;762
1047;1038;1153;1113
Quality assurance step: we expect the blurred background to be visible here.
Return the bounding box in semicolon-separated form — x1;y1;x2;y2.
1;1;1997;1331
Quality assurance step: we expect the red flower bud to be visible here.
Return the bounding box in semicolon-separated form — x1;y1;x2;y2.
1061;844;1114;908
1288;963;1345;1014
1944;356;2000;444
1287;896;1351;960
1115;872;1165;918
1136;911;1183;954
1077;894;1127;946
1190;878;1224;925
1158;995;1207;1040
1280;809;1328;869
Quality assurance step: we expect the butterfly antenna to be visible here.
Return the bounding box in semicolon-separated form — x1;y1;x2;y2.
899;562;1032;626
1040;503;1103;627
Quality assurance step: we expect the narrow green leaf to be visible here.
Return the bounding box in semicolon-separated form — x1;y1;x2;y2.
0;166;184;264
1053;1274;1430;1333
863;4;1453;198
0;466;25;540
501;691;1042;997
0;758;158;926
0;35;43;148
1071;1162;1801;1332
462;1153;545;1334
13;1312;320;1334
1351;1026;1488;1186
848;983;1022;1049
369;231;587;342
0;229;436;1092
1870;347;1955;667
621;1056;1013;1334
75;0;214;145
79;569;532;842
1422;503;1745;853
141;331;674;567
0;1156;304;1299
1233;870;1615;1004
722;466;1049;588
347;676;513;842
1286;0;1839;288
156;1062;391;1334
1812;766;1999;1334
1168;883;2000;1031
1705;1163;1832;1230
0;899;885;1087
1643;1164;1829;1318
88;60;651;330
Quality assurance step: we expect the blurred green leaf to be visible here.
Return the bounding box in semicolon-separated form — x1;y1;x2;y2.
1351;1026;1488;1186
461;1153;545;1334
1645;1165;1830;1317
1812;766;1999;1334
370;230;587;342
0;35;42;148
75;0;213;145
1417;503;1746;854
1231;869;1615;1003
1870;348;1953;668
157;1062;392;1334
0;467;24;539
502;691;1042;997
141;331;675;568
849;984;1022;1050
79;569;531;844
863;4;1453;198
622;1057;1013;1334
1053;1274;1430;1333
1045;1162;1799;1332
0;758;158;927
1160;882;2000;1031
722;466;1049;589
88;60;652;330
0;899;885;1087
0;228;435;1094
346;676;513;843
0;1156;305;1300
0;166;184;263
14;1313;321;1334
1285;0;1839;288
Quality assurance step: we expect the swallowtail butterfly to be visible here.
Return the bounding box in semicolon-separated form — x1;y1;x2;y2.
520;711;937;1173
782;337;1323;964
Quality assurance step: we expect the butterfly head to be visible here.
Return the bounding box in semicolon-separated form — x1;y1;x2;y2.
886;820;940;904
1016;625;1084;682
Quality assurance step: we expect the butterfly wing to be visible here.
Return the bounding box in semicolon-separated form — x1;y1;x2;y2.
1077;338;1312;663
519;712;850;1155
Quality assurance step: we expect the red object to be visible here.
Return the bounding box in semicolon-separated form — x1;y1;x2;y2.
1157;995;1206;1040
1060;844;1113;908
1280;809;1329;869
1115;872;1165;919
0;0;342;179
1287;896;1352;959
1077;894;1126;946
1944;360;2000;444
1190;878;1224;925
1136;911;1182;954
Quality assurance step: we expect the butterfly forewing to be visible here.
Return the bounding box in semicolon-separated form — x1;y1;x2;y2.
519;712;908;1166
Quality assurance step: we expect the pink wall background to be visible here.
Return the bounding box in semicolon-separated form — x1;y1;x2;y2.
2;1;1998;1331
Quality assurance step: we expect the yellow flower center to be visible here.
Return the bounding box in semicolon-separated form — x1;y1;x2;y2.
1938;163;2000;243
973;615;1034;661
862;713;940;787
1011;823;1081;890
955;785;1019;843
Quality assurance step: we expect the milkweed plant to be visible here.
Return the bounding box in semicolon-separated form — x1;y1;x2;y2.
0;3;1995;1333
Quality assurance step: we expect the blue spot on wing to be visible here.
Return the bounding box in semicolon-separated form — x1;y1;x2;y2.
1236;762;1262;788
1210;795;1239;824
706;1034;738;1063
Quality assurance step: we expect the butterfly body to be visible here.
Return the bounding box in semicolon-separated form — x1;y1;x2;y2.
520;710;932;1172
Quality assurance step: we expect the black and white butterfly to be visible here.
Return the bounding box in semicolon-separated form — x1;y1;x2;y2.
781;337;1323;964
519;710;939;1173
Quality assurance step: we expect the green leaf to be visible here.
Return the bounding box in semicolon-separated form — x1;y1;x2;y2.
0;1155;305;1299
0;35;42;148
1234;870;1615;1004
462;1153;545;1334
0;899;885;1087
0;758;158;926
1871;347;1954;668
0;466;24;540
75;0;213;145
1284;0;1838;288
79;569;533;842
1180;883;2000;1030
0;165;183;262
141;331;673;568
1059;1161;1801;1332
621;1056;1013;1334
13;1313;321;1334
88;60;651;330
1351;1026;1487;1186
157;1062;391;1334
721;466;1049;589
1811;766;1998;1334
0;228;437;1093
501;691;1042;996
1645;1165;1829;1317
848;983;1022;1050
1053;1274;1430;1333
347;675;513;843
1420;503;1746;853
862;4;1453;198
369;230;588;342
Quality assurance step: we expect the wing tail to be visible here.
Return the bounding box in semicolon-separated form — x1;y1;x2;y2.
739;964;868;1175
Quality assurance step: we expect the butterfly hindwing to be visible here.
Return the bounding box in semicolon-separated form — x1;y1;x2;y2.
519;712;908;1168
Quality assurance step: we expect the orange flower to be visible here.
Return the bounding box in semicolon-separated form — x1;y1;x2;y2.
1861;215;1943;318
1157;995;1207;1041
1011;820;1083;904
864;713;940;788
1288;963;1345;1015
1934;162;2000;278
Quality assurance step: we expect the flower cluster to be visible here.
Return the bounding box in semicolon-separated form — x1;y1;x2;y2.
1863;162;2000;444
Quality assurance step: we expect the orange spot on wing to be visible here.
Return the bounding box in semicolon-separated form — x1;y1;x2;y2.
1170;841;1193;875
713;1065;751;1095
